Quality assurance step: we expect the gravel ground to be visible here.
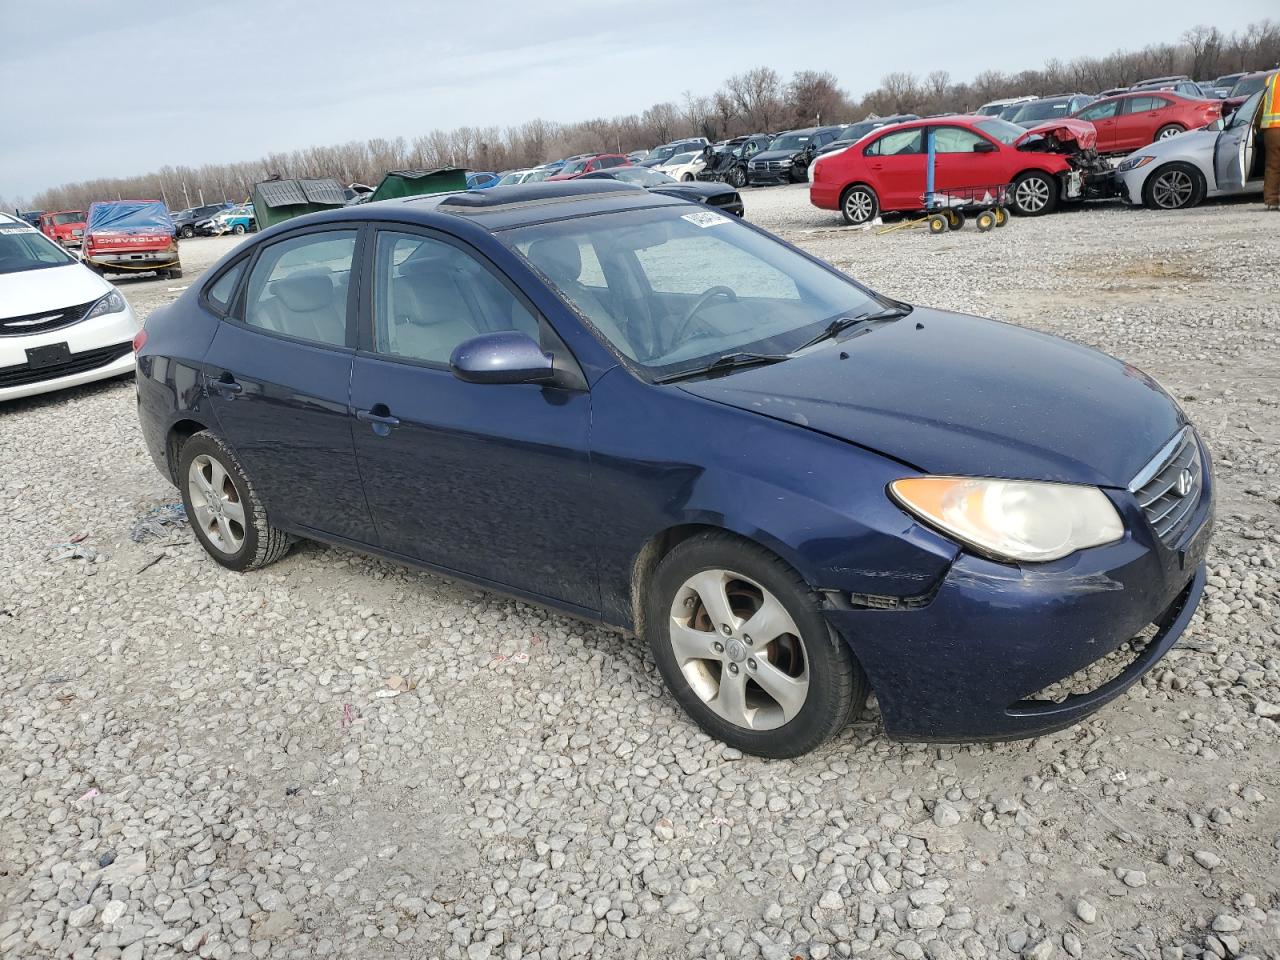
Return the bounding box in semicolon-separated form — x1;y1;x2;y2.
2;193;1279;960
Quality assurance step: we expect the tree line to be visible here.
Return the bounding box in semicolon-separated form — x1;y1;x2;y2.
11;20;1278;214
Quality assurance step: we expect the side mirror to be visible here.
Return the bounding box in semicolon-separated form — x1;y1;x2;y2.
450;332;555;385
973;140;998;153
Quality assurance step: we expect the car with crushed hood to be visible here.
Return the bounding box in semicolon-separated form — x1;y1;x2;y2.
811;115;1115;224
134;180;1210;758
0;212;140;402
81;200;182;279
697;135;773;188
1114;89;1268;209
747;126;844;186
173;203;232;239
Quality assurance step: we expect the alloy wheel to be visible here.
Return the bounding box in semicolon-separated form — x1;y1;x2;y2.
1014;176;1050;213
843;188;875;224
1157;126;1182;140
667;569;809;731
1151;170;1194;208
188;454;246;554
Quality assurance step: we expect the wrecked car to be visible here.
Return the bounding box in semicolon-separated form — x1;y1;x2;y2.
810;115;1116;224
698;135;773;188
81;201;182;279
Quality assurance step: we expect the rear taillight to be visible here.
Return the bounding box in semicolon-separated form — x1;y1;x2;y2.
132;329;148;353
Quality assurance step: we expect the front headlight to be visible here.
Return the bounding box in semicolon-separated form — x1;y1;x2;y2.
85;289;128;320
779;158;794;167
1116;155;1155;173
890;476;1124;563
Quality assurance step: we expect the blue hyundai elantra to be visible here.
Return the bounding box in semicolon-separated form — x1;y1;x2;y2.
134;180;1212;758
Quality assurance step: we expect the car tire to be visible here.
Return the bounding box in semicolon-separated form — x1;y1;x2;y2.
232;224;246;235
728;166;746;188
682;173;694;182
840;184;880;226
1010;171;1058;216
180;226;194;239
645;531;867;758
1154;124;1185;141
178;431;292;572
1141;161;1206;210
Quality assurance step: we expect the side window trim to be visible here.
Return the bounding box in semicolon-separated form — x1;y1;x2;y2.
222;221;366;352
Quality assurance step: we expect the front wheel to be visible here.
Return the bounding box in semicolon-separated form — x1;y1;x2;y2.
646;532;867;758
728;166;746;188
1142;162;1205;210
180;226;194;239
232;224;246;235
178;432;291;571
1010;171;1057;216
840;184;880;226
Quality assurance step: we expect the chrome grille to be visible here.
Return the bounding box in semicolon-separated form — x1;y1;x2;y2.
1129;427;1203;547
0;299;97;336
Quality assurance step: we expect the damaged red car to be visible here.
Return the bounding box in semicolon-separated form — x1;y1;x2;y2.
81;200;182;280
810;115;1114;223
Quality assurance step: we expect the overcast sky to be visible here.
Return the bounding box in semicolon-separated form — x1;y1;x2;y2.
1;0;1272;200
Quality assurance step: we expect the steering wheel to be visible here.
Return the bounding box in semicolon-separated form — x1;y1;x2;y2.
669;286;737;351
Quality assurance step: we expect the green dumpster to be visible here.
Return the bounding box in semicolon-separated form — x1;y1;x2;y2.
250;178;347;230
368;168;468;203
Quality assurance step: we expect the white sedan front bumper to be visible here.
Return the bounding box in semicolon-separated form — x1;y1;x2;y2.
0;298;141;402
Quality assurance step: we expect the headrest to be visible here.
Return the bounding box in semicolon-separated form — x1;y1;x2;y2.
273;272;333;312
526;237;582;283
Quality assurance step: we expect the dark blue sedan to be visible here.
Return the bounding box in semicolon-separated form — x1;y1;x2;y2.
134;181;1212;758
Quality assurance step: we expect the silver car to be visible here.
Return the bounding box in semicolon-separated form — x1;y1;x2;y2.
1115;90;1266;209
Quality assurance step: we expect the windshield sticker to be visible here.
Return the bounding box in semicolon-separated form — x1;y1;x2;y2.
681;211;731;229
0;226;39;234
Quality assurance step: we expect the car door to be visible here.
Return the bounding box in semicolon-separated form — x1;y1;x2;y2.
862;127;927;210
1213;91;1263;193
1076;98;1122;152
348;227;598;608
1115;96;1168;150
201;225;378;543
930;125;998;197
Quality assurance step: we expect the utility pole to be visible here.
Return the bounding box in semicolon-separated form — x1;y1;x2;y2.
182;180;191;209
198;186;205;205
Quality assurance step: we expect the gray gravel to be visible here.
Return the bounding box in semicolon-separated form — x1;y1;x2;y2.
3;193;1279;960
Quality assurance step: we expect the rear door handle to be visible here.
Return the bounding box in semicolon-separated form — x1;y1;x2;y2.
209;376;242;397
356;405;401;435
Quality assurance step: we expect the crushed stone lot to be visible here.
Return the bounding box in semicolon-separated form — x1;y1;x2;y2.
2;190;1279;960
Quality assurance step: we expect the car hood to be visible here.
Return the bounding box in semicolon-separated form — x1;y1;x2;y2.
0;262;109;319
1016;118;1098;151
751;149;802;162
677;308;1183;487
648;182;733;202
1126;126;1219;161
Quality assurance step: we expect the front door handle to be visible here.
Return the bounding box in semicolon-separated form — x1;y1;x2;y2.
209;376;242;397
356;405;401;436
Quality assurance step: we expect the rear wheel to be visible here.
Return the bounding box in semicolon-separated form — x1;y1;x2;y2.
646;531;866;758
232;224;246;235
728;166;746;188
976;210;996;232
945;209;965;230
1142;162;1205;210
928;214;948;234
180;226;194;239
178;432;291;571
992;205;1009;227
1010;171;1057;216
1155;124;1185;141
840;184;879;225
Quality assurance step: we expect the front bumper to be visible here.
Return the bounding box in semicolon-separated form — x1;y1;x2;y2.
0;299;140;402
826;460;1213;741
747;167;794;185
85;248;180;272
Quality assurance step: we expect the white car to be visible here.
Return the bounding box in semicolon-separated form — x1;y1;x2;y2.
975;95;1036;117
655;151;707;182
0;213;140;402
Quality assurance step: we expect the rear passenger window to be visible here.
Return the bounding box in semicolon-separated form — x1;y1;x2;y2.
372;231;539;365
242;230;356;347
1127;96;1166;113
865;129;924;156
206;260;246;312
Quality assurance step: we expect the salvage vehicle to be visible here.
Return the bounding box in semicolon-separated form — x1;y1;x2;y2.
1115;89;1267;210
81;201;182;279
134;180;1210;758
547;154;631;180
639;139;710;168
173;203;231;239
1128;76;1207;99
466;172;502;190
38;210;87;247
198;205;256;237
1223;71;1277;117
813;116;920;161
578;165;744;216
1004;95;1095;128
747;126;844;185
1212;72;1247;97
0;212;139;402
1071;92;1221;153
811;115;1114;223
655;150;708;182
17;211;44;228
497;169;541;186
697;135;773;188
975;96;1035;117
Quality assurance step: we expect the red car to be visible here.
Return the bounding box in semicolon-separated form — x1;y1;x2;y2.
38;210;87;247
546;154;631;180
1071;92;1220;154
810;115;1112;223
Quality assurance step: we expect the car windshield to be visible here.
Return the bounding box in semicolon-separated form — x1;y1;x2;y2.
608;167;674;186
1230;74;1269;97
646;146;677;162
560;159;590;175
770;134;811;151
497;171;527;185
974;118;1025;144
0;223;76;274
1009;99;1072;122
53;212;86;225
836;122;876;143
502;206;878;378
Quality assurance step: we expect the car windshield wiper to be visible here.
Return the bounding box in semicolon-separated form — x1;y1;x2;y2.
654;351;790;384
795;303;914;352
